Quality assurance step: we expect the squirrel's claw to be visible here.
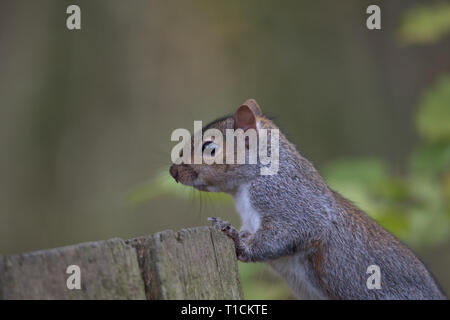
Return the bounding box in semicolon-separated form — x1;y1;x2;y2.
237;254;249;262
208;216;237;237
208;216;251;263
209;216;230;230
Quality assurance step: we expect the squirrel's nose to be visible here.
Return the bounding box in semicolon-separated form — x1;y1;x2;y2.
169;165;179;183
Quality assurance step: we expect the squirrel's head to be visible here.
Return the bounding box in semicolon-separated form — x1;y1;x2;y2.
169;99;280;193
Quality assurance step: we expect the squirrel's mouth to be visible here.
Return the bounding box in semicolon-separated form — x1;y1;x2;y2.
193;180;224;192
169;164;197;185
169;164;219;192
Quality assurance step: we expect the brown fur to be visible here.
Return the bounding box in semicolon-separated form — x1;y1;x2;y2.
170;99;446;300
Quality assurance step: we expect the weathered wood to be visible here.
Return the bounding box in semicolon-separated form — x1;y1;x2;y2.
129;226;243;300
0;227;243;300
0;238;146;300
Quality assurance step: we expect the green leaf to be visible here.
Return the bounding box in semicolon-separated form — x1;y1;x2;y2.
399;3;450;45
416;75;450;142
375;207;411;240
374;178;410;202
127;168;232;207
322;158;388;214
322;158;388;187
409;142;450;176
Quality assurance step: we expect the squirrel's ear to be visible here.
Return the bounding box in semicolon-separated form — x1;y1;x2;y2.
234;105;257;131
234;99;261;131
242;99;262;116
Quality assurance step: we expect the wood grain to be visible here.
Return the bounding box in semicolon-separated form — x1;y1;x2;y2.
0;227;243;300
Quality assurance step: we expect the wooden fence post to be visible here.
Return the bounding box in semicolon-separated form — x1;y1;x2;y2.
0;227;243;300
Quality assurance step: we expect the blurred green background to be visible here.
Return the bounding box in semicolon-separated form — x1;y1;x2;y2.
0;0;449;299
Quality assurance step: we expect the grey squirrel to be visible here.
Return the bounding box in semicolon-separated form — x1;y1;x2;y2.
169;99;446;300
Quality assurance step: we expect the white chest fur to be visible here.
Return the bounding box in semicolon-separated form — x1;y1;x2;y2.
233;184;261;234
233;185;327;300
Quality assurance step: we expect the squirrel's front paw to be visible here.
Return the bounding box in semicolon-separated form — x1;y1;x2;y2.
208;217;239;240
208;217;251;263
236;252;250;262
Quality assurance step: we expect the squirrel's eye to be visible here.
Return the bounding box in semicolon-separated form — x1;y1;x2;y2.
202;141;219;157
